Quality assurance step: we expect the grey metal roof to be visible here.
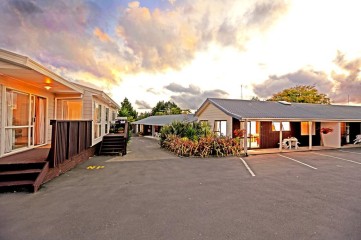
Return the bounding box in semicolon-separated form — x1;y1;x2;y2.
132;114;197;126
198;98;361;121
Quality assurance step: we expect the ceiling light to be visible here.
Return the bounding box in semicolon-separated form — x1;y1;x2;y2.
44;86;52;90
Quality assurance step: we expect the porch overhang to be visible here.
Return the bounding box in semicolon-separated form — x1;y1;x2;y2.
0;49;83;94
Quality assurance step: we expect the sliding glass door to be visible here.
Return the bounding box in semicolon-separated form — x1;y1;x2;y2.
5;89;30;153
4;89;46;154
247;121;260;148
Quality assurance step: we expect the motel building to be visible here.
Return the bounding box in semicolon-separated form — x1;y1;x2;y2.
0;49;119;191
195;98;361;154
132;114;197;137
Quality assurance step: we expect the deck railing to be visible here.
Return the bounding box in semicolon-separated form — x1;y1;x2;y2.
47;120;92;168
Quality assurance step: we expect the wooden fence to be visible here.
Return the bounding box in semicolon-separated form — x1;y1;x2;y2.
47;120;92;168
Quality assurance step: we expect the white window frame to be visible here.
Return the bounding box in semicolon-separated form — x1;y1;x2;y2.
93;101;102;139
105;107;109;134
214;120;227;136
272;122;291;131
1;87;48;156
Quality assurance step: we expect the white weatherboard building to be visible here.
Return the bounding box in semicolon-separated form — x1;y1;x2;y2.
0;49;119;158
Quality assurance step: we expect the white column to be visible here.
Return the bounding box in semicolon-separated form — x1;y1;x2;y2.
243;120;248;156
309;121;312;150
152;125;155;137
279;122;283;151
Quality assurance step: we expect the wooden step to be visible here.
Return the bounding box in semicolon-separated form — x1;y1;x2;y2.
99;152;123;155
0;180;34;187
101;146;125;149
0;169;42;176
0;162;46;172
0;161;49;193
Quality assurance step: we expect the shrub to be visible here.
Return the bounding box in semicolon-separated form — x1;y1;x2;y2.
162;135;243;158
160;121;244;157
160;121;211;145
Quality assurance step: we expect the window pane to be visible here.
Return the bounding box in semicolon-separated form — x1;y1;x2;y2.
282;122;290;131
272;122;281;131
6;90;29;126
214;121;220;132
301;122;316;135
63;100;82;120
105;108;109;121
4;128;29;153
220;121;227;136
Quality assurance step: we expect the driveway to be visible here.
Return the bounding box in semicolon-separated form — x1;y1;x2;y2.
107;136;179;162
0;146;361;240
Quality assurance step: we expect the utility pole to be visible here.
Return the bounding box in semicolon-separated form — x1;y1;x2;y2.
241;85;243;100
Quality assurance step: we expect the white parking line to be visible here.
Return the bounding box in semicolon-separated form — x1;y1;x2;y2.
240;158;256;177
339;150;361;155
278;154;317;170
312;152;361;165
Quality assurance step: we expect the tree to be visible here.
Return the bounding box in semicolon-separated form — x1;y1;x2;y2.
267;85;330;104
137;111;151;120
118;98;137;121
250;96;260;101
151;101;182;115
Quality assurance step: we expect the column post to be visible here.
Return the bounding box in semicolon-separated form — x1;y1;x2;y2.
309;121;312;150
243;119;248;156
279;122;283;151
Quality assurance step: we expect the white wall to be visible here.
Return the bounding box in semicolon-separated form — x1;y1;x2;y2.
89;94;118;146
82;91;93;120
197;103;233;137
321;122;341;148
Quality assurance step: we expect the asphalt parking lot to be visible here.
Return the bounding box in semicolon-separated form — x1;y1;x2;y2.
0;138;360;240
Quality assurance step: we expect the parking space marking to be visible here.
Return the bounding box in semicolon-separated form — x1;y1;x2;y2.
312;152;361;165
240;158;256;177
278;154;317;170
338;150;361;155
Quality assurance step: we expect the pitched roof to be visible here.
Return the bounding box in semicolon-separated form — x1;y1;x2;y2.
196;98;361;121
73;83;120;109
132;114;197;126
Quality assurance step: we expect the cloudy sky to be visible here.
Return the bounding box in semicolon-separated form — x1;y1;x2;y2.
1;0;361;111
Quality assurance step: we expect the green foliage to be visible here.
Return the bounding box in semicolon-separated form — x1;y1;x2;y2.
160;121;211;145
137;111;151;120
151;101;182;115
119;98;138;121
160;121;243;157
161;135;243;158
267;85;330;104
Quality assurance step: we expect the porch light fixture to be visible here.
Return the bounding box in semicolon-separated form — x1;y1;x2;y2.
44;85;52;90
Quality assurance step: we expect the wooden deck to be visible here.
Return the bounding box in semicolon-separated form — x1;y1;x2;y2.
0;146;50;164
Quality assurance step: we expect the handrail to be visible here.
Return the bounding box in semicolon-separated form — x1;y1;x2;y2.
47;120;92;168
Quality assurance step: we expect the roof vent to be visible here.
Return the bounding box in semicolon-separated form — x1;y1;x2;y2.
278;101;292;105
